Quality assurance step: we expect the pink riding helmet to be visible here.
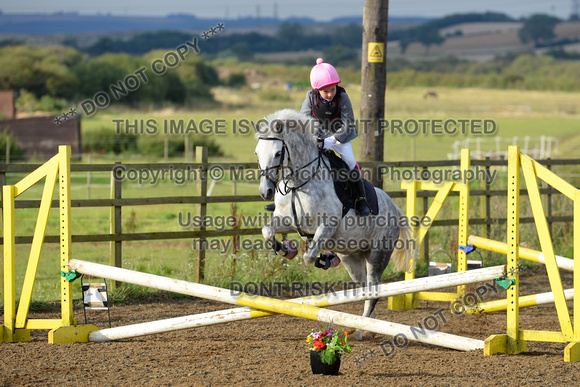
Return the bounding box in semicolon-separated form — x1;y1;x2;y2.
309;58;340;90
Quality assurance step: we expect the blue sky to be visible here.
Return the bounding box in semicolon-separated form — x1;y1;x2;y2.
1;0;574;21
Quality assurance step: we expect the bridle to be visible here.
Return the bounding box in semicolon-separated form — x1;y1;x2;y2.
257;137;287;189
257;137;328;196
257;136;331;238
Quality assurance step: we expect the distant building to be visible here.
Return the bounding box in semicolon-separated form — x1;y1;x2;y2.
0;115;82;161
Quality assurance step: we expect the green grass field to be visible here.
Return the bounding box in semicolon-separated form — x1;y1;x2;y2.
84;85;580;162
3;84;580;305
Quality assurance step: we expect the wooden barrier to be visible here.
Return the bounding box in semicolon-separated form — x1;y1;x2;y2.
66;259;495;351
6;145;578;362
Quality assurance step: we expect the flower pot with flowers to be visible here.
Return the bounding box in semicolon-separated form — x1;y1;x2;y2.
306;322;352;375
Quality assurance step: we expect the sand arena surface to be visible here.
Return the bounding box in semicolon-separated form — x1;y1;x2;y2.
1;267;578;386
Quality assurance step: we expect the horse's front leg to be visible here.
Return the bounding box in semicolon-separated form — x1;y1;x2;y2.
262;215;297;259
303;225;338;266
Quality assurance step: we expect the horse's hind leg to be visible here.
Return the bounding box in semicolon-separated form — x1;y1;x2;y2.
340;252;380;340
343;248;394;340
340;252;367;288
363;248;394;317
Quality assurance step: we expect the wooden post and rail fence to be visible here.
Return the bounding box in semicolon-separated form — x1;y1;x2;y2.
0;146;578;285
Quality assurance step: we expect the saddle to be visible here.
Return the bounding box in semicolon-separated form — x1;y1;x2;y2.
322;150;379;217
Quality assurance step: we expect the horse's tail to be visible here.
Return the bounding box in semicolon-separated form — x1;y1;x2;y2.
390;209;418;273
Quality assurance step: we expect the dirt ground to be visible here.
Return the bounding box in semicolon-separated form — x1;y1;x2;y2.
1;267;579;386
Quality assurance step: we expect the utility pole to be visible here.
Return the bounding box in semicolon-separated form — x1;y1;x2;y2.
572;0;579;21
360;0;388;188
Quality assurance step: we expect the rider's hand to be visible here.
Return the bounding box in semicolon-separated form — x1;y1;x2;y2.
323;136;338;150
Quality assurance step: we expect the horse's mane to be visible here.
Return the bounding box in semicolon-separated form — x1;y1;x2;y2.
254;109;319;153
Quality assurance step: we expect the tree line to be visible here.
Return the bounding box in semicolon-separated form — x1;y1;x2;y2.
0;11;577;114
72;12;571;60
0;44;248;113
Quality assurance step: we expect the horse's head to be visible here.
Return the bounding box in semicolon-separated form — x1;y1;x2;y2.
253;109;318;200
254;134;284;200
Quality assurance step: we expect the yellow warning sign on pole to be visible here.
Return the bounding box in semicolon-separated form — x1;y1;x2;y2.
368;42;384;63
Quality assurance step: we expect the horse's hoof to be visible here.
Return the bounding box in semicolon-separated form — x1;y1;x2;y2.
281;240;297;259
350;329;375;341
351;329;364;341
362;331;376;340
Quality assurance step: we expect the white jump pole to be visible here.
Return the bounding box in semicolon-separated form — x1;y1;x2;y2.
467;288;575;314
70;259;501;350
468;235;574;271
465;236;575;313
86;263;506;342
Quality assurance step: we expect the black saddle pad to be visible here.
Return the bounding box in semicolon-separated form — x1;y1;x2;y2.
323;150;379;217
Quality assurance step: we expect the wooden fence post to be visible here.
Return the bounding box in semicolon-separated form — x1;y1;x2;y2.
193;146;208;282
164;137;169;162
185;136;192;162
0;170;5;201
87;153;91;200
109;162;122;289
5;137;10;164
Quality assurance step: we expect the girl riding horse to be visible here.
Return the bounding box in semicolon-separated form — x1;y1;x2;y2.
300;58;371;217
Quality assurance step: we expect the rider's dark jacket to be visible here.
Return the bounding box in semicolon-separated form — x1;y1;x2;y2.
300;87;358;144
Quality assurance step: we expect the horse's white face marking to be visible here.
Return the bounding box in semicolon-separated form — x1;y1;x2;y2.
255;139;284;200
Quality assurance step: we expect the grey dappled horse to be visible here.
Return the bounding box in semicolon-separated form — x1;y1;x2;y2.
253;109;416;336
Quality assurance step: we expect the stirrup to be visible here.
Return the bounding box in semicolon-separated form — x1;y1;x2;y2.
355;197;371;216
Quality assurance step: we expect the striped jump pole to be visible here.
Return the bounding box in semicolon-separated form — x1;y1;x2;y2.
468;235;574;271
68;259;499;350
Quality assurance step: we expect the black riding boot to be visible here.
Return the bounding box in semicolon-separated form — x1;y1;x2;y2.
351;167;371;216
